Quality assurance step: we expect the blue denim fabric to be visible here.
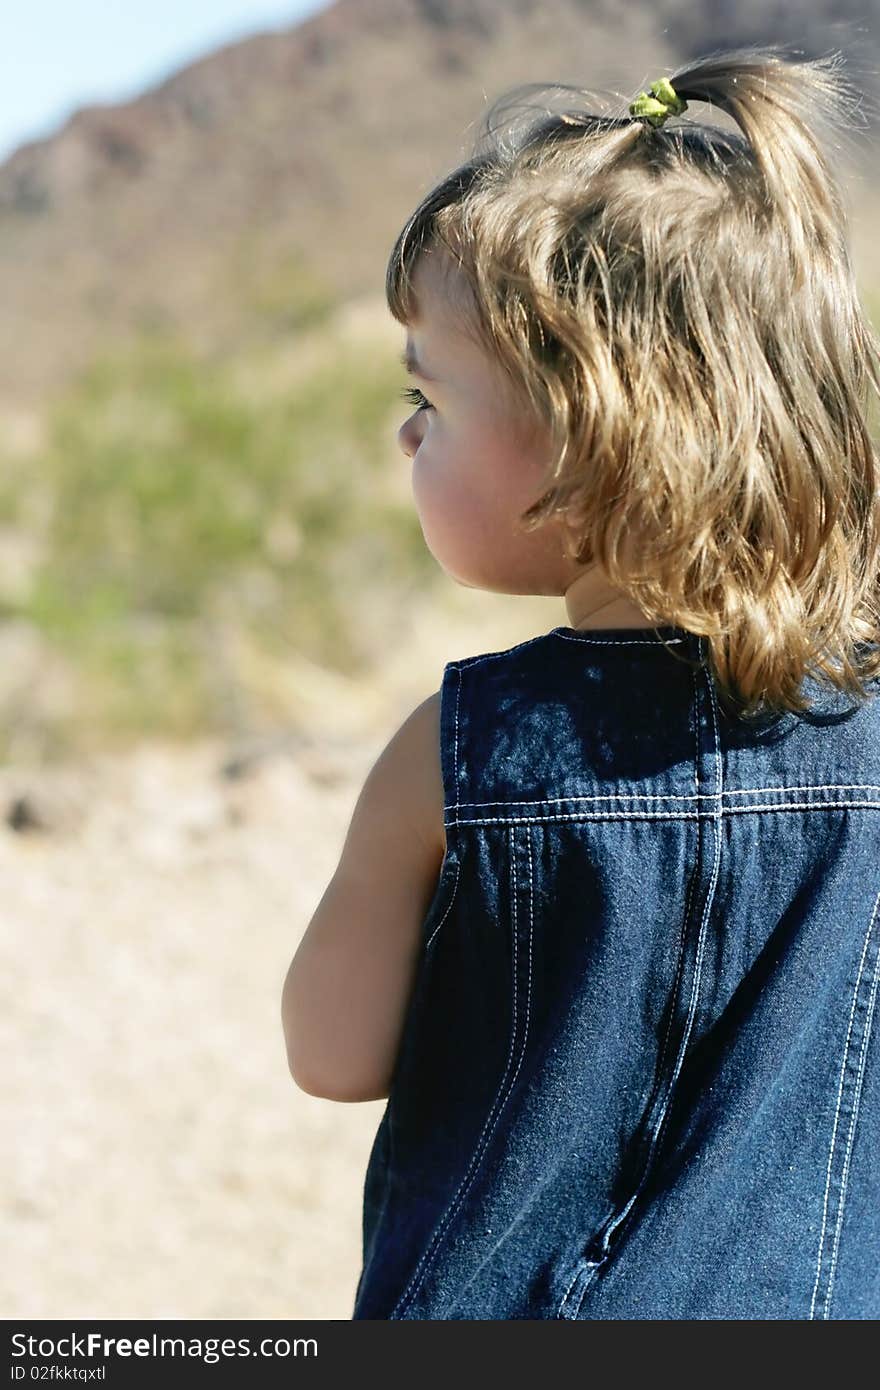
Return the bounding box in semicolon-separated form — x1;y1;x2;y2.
351;625;880;1320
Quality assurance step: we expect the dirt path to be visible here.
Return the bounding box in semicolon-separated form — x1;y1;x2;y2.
1;735;386;1319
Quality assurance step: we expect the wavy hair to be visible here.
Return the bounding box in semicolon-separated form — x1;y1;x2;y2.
386;46;880;722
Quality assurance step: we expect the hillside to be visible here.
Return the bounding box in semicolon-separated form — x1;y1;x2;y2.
1;0;878;412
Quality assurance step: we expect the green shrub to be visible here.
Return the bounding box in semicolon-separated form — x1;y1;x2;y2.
5;321;438;748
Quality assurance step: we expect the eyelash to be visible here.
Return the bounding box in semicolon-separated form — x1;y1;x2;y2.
400;385;434;413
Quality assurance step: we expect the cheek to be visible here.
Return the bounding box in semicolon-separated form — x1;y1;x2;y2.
411;448;469;537
414;453;529;592
411;445;493;577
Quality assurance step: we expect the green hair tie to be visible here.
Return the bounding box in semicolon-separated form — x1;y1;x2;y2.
629;77;688;128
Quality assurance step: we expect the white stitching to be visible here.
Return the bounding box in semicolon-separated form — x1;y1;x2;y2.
451;784;880;810
559;1253;586;1312
652;665;703;1146
823;934;878;1312
424;862;461;952
454;631;577;671
392;824;532;1317
810;886;880;1319
824;920;880;1316
442;829;539;1312
446;801;880;827
452;664;461;830
452;792;707;809
720;784;880;797
552;632;688;646
694;658;701;793
450;629;692;677
450;811;699;825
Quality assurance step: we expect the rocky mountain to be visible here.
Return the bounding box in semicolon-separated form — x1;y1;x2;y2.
1;0;878;412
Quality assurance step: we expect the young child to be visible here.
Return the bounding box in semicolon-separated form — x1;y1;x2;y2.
281;47;880;1320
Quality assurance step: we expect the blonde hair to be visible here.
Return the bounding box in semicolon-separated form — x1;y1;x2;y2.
386;46;880;723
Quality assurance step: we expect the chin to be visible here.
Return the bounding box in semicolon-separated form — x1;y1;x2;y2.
421;534;477;588
434;560;489;592
431;560;477;589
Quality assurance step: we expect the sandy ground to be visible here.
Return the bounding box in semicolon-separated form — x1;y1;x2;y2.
1;591;559;1320
1;735;382;1321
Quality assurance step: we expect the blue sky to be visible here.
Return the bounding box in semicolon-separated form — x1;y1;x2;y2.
0;0;333;165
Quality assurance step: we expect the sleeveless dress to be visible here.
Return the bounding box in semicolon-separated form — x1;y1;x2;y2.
351;624;880;1319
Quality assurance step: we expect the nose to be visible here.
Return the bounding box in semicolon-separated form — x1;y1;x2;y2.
397;411;424;459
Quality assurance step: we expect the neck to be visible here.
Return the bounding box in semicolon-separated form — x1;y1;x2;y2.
563;565;655;631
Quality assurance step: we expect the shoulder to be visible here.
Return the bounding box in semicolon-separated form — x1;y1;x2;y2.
367;689;445;864
393;689;446;861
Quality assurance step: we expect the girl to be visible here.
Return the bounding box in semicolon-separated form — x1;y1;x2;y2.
281;47;880;1319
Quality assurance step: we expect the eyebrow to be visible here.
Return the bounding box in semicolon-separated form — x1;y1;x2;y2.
400;345;438;382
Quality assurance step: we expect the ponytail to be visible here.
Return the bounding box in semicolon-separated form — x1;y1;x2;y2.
387;48;880;721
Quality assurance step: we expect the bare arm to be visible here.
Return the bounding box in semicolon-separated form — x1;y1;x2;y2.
281;690;445;1102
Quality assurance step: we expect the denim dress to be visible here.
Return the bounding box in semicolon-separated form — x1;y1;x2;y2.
351;624;880;1320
